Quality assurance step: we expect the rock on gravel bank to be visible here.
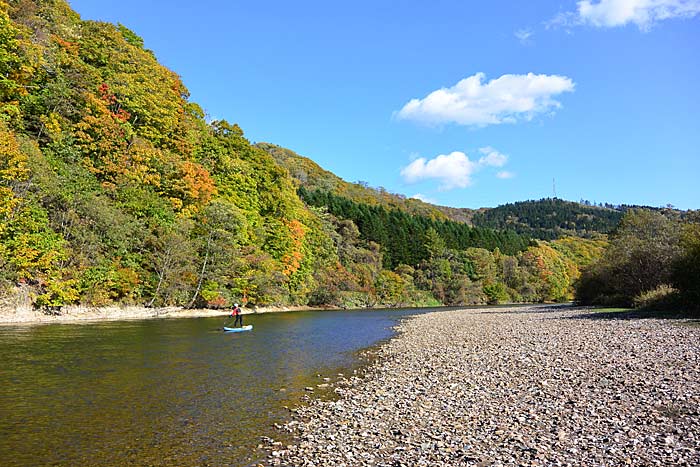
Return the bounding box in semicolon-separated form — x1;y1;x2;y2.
271;306;700;466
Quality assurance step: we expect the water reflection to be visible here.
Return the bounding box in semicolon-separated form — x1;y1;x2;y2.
0;308;439;466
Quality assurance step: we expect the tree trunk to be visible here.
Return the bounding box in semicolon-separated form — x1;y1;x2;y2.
188;233;212;308
147;246;173;308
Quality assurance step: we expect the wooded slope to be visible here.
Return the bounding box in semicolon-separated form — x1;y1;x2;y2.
0;1;613;310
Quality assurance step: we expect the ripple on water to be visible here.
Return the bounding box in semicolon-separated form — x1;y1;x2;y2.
0;307;439;466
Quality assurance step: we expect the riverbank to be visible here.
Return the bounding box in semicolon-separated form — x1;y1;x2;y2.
270;305;700;466
0;303;326;325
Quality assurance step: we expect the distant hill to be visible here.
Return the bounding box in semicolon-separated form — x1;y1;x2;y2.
258;143;641;240
470;198;687;240
470;198;624;240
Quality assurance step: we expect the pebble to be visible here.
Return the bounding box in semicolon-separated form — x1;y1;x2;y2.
267;305;700;466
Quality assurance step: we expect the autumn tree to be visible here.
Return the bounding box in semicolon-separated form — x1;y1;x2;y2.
576;210;682;306
520;243;571;302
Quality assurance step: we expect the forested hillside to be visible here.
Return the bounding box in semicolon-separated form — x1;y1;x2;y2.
258;143;475;223
471;198;624;239
1;0;609;311
0;0;327;308
298;188;530;268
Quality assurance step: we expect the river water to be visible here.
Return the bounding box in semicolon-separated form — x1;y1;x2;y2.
0;308;440;466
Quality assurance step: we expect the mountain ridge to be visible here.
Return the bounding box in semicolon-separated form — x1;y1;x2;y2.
256;142;675;240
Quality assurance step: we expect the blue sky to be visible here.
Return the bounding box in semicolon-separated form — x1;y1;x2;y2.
70;0;699;210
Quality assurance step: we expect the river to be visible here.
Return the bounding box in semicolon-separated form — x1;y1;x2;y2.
0;308;441;466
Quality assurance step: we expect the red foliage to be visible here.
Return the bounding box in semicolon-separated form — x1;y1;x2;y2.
53;35;77;53
207;295;227;308
98;83;132;122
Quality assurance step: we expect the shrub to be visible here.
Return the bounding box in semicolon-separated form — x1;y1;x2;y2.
483;282;509;305
632;284;680;309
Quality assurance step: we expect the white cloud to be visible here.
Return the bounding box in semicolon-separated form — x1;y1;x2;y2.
496;171;516;179
550;0;700;30
396;72;575;127
410;193;437;204
401;151;477;190
401;147;512;190
478;146;508;167
515;28;534;45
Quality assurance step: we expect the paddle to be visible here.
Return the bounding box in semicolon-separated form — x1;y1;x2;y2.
221;313;234;330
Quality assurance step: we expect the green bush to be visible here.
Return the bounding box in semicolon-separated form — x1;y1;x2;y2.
632;284;681;310
483;282;509;305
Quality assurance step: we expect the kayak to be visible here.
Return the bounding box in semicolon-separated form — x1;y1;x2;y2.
223;325;253;333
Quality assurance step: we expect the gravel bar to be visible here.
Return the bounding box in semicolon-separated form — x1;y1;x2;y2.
268;306;700;466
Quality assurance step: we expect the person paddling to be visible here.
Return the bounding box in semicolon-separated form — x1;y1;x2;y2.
230;303;243;328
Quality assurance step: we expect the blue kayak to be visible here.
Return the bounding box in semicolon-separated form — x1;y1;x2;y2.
223;325;253;333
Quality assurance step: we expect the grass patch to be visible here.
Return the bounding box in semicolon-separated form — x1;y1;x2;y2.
592;307;631;314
